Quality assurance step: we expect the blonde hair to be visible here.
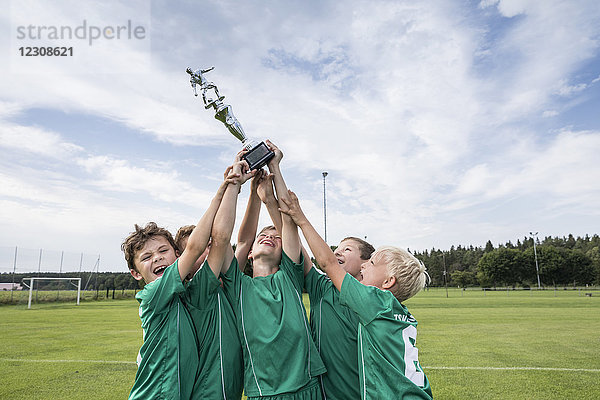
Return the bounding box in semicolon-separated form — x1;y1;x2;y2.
373;246;428;302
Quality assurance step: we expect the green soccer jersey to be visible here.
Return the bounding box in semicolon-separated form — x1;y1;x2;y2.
305;268;361;400
221;252;326;397
183;259;244;400
130;260;198;400
339;274;433;400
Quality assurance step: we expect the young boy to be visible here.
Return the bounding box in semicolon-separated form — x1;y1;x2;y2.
175;224;209;281
219;141;326;399
239;165;375;400
122;166;235;400
280;190;433;400
174;221;244;399
304;237;374;400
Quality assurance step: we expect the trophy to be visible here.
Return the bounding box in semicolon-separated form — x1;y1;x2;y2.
186;66;274;171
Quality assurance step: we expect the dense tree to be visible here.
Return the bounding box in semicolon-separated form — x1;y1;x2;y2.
450;270;475;287
586;246;600;285
477;248;525;287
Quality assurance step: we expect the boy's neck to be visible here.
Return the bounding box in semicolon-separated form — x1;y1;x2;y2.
252;258;279;277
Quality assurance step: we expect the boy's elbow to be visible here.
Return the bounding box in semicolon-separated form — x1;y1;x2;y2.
321;255;339;271
210;229;231;247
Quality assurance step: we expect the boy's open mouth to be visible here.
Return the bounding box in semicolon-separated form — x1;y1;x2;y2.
259;239;275;247
153;265;167;275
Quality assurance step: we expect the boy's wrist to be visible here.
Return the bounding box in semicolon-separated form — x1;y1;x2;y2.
228;181;242;193
263;196;278;205
296;216;310;228
267;162;281;173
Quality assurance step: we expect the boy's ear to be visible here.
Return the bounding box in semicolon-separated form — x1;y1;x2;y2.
130;268;143;281
175;249;181;257
382;275;396;290
247;250;253;260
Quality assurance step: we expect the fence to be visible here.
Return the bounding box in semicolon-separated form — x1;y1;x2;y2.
0;246;100;274
427;285;600;298
0;246;103;304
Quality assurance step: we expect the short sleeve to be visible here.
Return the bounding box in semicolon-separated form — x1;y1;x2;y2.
339;273;392;326
304;267;334;304
278;250;304;293
220;256;243;306
184;260;220;309
138;260;185;315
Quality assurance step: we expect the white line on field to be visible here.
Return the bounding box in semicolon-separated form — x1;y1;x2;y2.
2;359;598;372
1;358;136;365
424;366;600;372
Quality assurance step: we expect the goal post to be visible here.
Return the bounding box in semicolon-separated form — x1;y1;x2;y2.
24;277;81;309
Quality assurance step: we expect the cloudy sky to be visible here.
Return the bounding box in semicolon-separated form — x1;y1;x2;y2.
1;0;599;273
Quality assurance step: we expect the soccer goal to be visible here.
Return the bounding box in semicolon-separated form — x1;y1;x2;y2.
22;277;81;309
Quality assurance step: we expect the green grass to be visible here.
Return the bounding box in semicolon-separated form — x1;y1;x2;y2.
0;301;140;400
0;289;598;399
405;288;600;399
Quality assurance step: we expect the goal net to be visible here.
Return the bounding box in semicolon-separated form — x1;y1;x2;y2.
22;277;81;309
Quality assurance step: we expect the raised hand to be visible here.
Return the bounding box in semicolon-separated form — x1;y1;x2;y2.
223;164;239;184
230;150;256;185
279;189;308;226
265;140;283;169
250;168;266;194
257;172;276;203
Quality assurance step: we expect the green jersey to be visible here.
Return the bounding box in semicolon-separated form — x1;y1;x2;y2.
221;253;326;397
339;274;433;400
184;259;244;400
130;260;198;400
305;268;361;400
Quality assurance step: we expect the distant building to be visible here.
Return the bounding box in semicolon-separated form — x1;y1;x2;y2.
0;283;23;291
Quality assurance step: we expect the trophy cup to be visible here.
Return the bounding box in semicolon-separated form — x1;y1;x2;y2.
186;66;274;171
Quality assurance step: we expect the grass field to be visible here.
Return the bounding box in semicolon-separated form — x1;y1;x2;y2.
1;288;599;399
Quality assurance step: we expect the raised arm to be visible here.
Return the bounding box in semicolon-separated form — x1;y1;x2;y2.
207;155;254;278
258;173;313;275
257;172;283;234
177;179;230;281
266;140;301;263
235;169;266;268
280;190;346;291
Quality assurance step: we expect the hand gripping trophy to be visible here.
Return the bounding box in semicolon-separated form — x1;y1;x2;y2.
186;66;274;170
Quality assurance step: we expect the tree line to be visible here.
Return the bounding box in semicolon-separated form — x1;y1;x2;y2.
3;234;599;290
411;234;600;288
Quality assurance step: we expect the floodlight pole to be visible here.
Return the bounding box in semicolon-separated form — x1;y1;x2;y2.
530;231;541;289
322;172;328;244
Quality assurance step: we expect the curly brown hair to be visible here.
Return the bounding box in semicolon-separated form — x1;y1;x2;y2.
122;222;178;272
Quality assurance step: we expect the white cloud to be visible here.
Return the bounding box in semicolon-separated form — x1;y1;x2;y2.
76;155;215;207
557;82;588;97
0;122;83;158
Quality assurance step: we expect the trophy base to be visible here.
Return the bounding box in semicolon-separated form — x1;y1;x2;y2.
243;141;275;171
